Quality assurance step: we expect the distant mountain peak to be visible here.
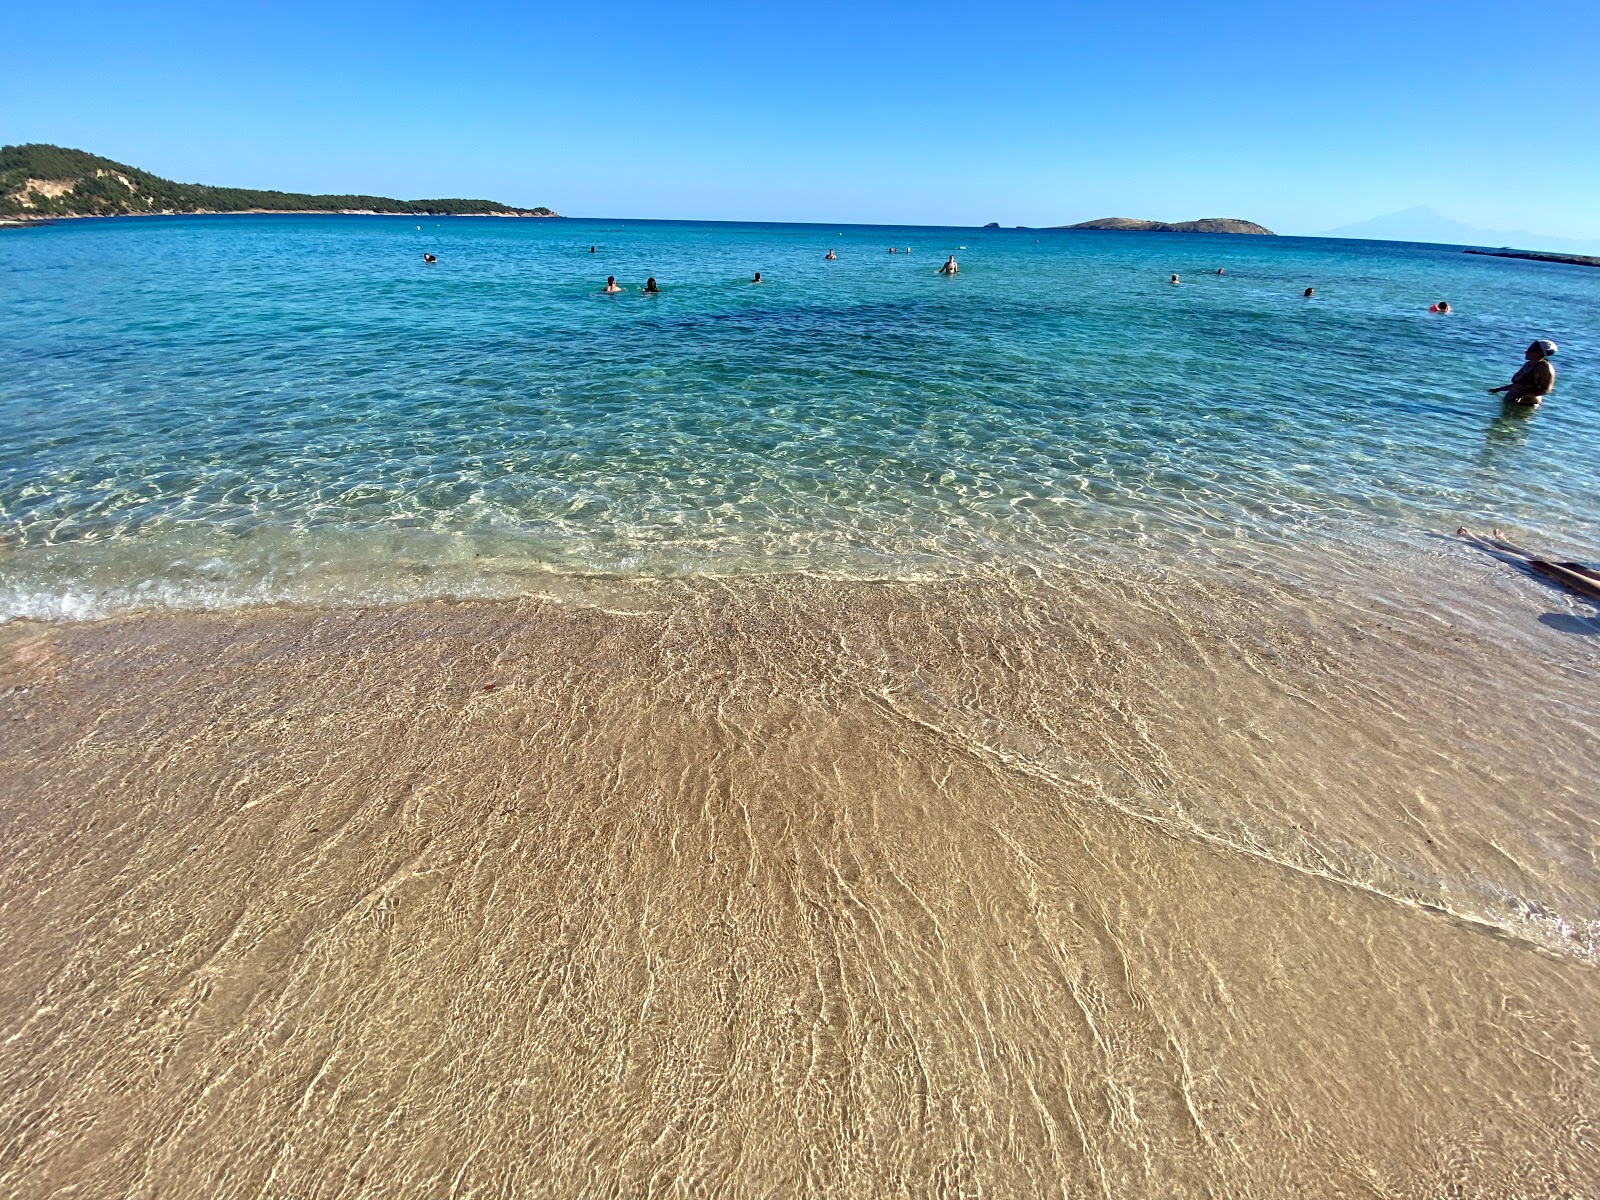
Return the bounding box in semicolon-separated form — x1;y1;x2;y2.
1319;207;1600;255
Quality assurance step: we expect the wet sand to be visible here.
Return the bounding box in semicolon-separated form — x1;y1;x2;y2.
1;565;1597;1197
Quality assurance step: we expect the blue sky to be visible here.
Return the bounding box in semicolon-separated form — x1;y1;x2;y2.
7;1;1598;237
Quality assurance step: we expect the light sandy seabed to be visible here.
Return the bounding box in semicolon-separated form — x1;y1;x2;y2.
1;562;1597;1198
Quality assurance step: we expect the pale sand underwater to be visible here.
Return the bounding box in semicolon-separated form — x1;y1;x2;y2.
1;560;1597;1197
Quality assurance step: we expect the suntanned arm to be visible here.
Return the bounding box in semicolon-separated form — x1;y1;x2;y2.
1490;361;1535;397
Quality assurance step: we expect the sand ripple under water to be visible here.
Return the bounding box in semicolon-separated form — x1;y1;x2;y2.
1;561;1596;1197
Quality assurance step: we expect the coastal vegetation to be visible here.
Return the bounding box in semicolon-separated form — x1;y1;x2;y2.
0;144;558;219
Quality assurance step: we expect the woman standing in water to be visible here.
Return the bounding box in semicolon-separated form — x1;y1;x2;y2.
1490;340;1557;406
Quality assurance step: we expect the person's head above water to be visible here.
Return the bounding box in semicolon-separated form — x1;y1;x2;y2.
1431;300;1451;313
644;277;659;292
422;253;436;263
752;272;762;283
1216;267;1225;275
1304;287;1315;297
1528;339;1558;360
1170;274;1180;284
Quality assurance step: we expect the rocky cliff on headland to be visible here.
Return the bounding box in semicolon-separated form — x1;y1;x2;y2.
1057;217;1274;235
0;144;560;220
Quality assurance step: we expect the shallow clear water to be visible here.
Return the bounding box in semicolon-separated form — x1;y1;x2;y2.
4;217;1600;1199
1;214;1596;618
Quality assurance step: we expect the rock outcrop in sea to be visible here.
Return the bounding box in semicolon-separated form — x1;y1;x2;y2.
1056;217;1275;235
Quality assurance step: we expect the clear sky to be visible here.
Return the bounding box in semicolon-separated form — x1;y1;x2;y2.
6;1;1598;237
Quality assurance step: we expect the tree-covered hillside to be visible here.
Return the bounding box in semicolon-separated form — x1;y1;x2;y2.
0;145;557;218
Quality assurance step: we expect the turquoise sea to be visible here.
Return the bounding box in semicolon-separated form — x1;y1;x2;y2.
1;214;1596;620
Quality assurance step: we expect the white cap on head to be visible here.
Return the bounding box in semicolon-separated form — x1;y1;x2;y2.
1534;339;1559;356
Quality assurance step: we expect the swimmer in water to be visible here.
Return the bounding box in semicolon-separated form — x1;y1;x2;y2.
1430;300;1451;313
643;277;659;294
1169;274;1180;286
825;249;837;260
1489;339;1558;406
888;247;897;253
604;276;623;293
939;255;958;275
589;245;596;253
422;253;437;264
1303;287;1315;298
752;272;763;283
1216;267;1225;275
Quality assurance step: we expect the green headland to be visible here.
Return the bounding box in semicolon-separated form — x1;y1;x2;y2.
0;144;558;220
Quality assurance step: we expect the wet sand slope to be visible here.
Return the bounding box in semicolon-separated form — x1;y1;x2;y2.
1;573;1596;1198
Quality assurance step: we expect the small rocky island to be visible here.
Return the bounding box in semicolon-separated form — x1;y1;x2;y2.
1056;217;1275;235
1;144;559;221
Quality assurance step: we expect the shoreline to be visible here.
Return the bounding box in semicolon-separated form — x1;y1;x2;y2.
3;567;1596;1197
1464;247;1600;269
4;205;1598;1195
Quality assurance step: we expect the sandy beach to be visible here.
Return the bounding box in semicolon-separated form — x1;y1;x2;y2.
9;3;1600;1192
3;564;1596;1198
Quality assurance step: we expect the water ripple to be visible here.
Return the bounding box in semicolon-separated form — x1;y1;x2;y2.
2;216;1597;618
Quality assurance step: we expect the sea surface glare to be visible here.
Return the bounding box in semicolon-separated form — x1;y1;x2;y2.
0;215;1597;1199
